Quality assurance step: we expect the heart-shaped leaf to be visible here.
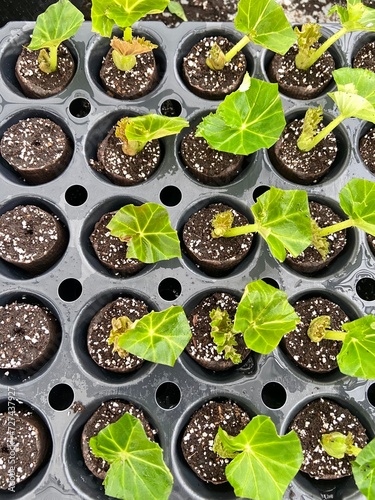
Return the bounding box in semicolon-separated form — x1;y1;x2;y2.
118;306;191;366
234;280;300;354
217;415;303;500
107;203;181;263
196;77;285;155
90;413;173;500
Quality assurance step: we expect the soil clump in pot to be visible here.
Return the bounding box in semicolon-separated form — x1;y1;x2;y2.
0;301;60;372
268;43;335;99
81;399;155;479
282;296;349;374
181;399;251;483
289;398;368;480
352;40;375;71
186;292;250;371
15;45;75;98
285;201;347;274
89;211;146;276
0;407;50;489
180;126;245;185
359;126;375;174
99;48;158;99
182;36;247;99
87;296;149;373
268;118;337;184
0;117;72;184
90;125;161;186
182;203;253;276
0;204;68;275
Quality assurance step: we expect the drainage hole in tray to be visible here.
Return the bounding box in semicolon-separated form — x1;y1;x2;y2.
69;98;91;118
159;185;182;207
49;383;74;410
158;278;182;301
261;382;287;409
368;383;375;407
356;277;375;301
65;185;88;206
156;382;181;409
160;99;182;117
261;277;280;289
253;184;270;202
58;278;83;302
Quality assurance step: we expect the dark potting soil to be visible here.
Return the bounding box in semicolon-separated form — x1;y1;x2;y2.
90;125;161;186
182;203;253;276
87;296;149;373
282;297;349;374
268;118;337;185
268;43;335;99
0;117;72;185
81;399;155;480
99;48;158;99
285;201;347;274
15;44;75;98
0;408;50;490
289;398;368;480
353;40;375;72
0;204;68;274
182;36;247;99
0;301;60;371
180;127;245;185
89;211;146;276
181;400;251;484
359;126;375;174
186;292;251;371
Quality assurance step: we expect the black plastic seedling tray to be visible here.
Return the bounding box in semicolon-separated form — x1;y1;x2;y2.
0;20;375;500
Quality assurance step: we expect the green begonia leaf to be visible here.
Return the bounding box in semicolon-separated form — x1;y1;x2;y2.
196;77;285;155
28;0;84;50
251;187;312;261
337;315;375;379
234;0;296;54
90;413;173;500
124;114;189;143
218;415;303;500
107;203;181;263
329;68;375;122
234;280;300;354
118;306;191;366
91;0;170;37
352;438;375;500
329;0;375;32
339;178;375;235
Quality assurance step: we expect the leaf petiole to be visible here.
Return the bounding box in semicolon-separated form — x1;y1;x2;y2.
318;218;354;237
220;223;259;238
224;35;252;63
297;113;346;152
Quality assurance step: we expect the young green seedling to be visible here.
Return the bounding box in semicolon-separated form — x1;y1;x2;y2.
295;0;375;71
90;413;173;500
210;186;312;262
196;73;286;155
310;178;375;260
108;305;192;367
209;280;300;362
213;415;303;500
27;0;84;73
322;433;375;499
91;0;169;70
206;0;296;70
107;202;181;264
115;114;188;156
307;314;375;379
297;67;375;152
